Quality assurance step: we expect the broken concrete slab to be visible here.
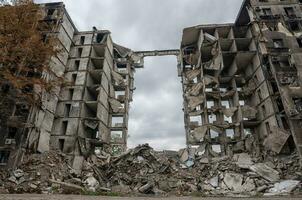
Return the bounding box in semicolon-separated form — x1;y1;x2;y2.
249;163;280;182
265;180;300;196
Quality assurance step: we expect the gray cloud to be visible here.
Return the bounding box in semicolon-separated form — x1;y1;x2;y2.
36;0;244;150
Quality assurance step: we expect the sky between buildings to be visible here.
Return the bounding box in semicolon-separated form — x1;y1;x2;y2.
36;0;244;150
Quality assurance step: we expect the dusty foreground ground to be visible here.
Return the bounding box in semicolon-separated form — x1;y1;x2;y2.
0;194;302;200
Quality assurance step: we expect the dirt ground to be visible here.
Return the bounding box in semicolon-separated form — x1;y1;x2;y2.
0;194;302;200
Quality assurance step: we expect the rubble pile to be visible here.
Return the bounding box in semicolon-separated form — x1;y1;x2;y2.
0;144;301;197
96;144;301;196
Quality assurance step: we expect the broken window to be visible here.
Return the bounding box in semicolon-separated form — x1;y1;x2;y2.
0;151;10;164
224;115;232;123
68;88;74;100
257;90;262;101
96;33;107;43
112;116;124;127
115;90;125;99
265;122;271;134
297;38;302;48
289;21;300;31
77;48;83;57
210;130;219;138
284;7;295;17
220;88;227;92
64;104;71;117
273;39;284;48
111;131;123;141
80;36;85;45
244;128;252;136
207;100;215;109
239;100;245;106
221;100;230;108
47;8;55;16
190;116;202;126
226;129;235;139
61;121;68;135
74;60;80;70
58;139;65;151
212;145;222;153
205;88;213;92
208;114;217;123
8;127;17;139
262;8;272;16
71;73;77;84
262;105;266;118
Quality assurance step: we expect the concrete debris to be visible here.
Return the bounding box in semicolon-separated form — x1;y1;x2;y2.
249;163;280;182
0;145;301;197
265;180;300;196
263;127;290;154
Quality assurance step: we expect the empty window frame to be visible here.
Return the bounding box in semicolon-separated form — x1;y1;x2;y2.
115;90;126;99
189;116;203;126
80;36;85;45
0;151;10;164
224;115;233;123
74;60;80;70
111;116;124;127
77;48;83;57
71;73;77;84
244;128;252;136
239;100;245;106
58;139;65;151
284;7;295;17
262;8;272;16
273;39;284;48
205;88;213;92
111;131;123;140
226;129;235;138
64;104;71;117
61;121;68;135
208;114;217;123
212;145;222;153
210;129;219;138
207;100;215;109
8;127;17;139
221;100;230;108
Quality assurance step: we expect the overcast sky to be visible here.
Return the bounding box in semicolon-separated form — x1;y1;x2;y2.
37;0;244;150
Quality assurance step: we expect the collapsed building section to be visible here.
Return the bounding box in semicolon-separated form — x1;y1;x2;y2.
180;0;302;163
0;2;142;169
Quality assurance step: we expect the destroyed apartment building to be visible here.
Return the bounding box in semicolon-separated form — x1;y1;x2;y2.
0;2;143;169
180;0;302;163
0;0;302;172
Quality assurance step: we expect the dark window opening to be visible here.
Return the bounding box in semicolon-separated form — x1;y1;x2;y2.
271;82;279;93
96;33;107;43
265;122;271;134
297;38;302;47
58;139;65;151
74;60;80;70
68;88;74;100
80;36;85;45
64;104;71;117
262;8;272;16
276;97;284;112
62;121;68;135
289;21;300;31
8;127;17;139
71;73;77;84
273;39;284;48
262;105;266;117
0;151;10;164
77;48;83;57
284;7;296;17
47;9;55;16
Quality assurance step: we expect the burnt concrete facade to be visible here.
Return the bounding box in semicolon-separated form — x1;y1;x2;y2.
180;0;302;162
0;2;142;169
